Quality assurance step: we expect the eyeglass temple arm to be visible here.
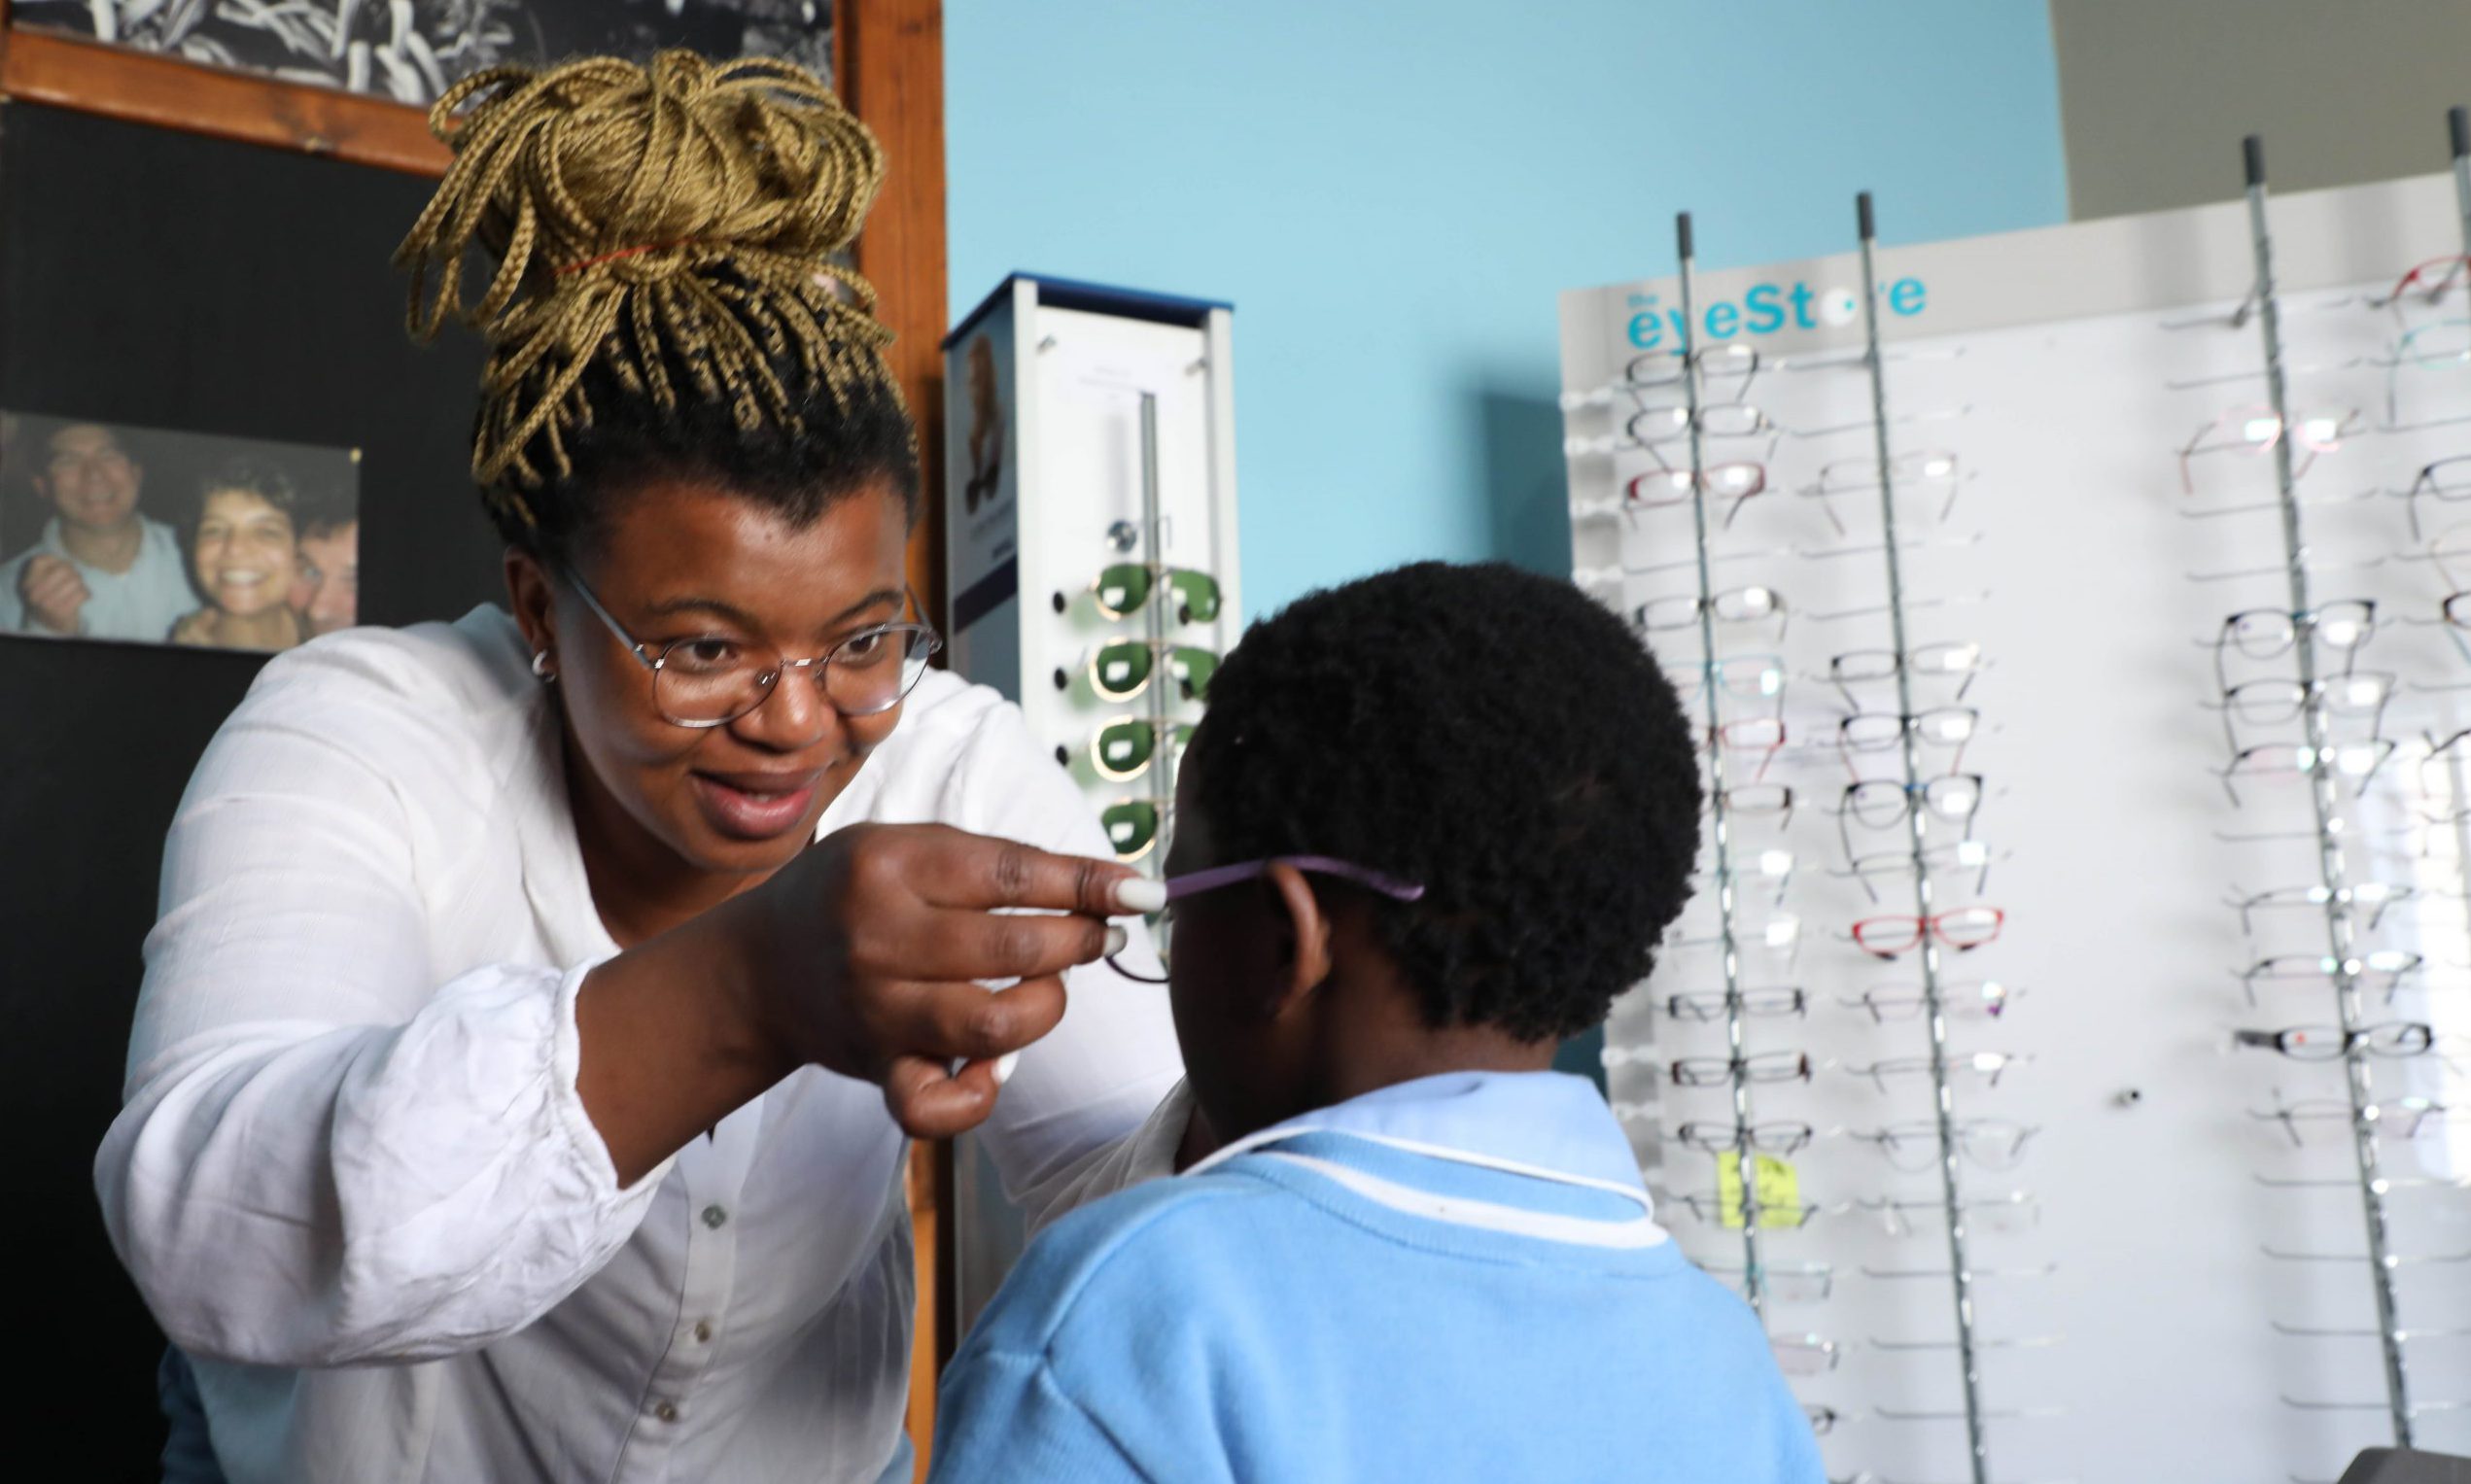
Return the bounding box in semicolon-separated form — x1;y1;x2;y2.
1164;855;1428;904
561;568;662;673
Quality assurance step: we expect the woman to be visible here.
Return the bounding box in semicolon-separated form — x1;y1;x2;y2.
97;52;1195;1483
168;458;308;651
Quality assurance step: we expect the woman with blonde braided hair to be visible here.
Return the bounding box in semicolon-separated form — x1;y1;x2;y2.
97;52;1197;1484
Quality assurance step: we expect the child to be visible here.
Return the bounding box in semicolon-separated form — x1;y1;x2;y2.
929;561;1825;1482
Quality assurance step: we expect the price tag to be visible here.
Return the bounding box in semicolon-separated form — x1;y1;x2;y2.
1716;1154;1801;1229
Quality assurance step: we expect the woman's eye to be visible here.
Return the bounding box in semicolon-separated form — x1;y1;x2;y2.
838;629;889;663
673;638;743;671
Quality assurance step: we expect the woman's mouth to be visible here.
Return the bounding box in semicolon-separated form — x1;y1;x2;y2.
214;567;278;609
689;770;821;842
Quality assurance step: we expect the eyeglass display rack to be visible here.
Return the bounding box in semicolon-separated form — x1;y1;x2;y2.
2194;122;2471;1453
1568;198;2042;1484
1852;190;1997;1484
1566;125;2471;1484
937;275;1242;1332
1668;209;1782;1321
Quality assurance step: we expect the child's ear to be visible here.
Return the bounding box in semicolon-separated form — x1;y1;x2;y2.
1260;859;1333;1015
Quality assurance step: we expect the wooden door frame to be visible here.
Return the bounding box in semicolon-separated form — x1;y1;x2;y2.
835;7;956;1471
0;0;956;1467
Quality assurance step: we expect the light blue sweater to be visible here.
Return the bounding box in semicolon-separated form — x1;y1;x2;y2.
930;1071;1825;1483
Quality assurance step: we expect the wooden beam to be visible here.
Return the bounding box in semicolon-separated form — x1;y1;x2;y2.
841;8;951;1473
0;26;448;176
843;0;950;638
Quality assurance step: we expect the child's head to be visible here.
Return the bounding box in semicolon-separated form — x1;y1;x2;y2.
1162;561;1701;1144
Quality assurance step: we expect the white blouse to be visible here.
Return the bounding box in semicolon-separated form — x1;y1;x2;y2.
93;606;1184;1484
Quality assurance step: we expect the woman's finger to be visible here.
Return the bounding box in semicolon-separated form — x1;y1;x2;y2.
901;826;1166;916
882;906;1124;984
881;1053;1003;1139
880;973;1070;1064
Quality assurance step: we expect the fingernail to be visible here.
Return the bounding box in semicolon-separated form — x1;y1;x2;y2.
992;1053;1020;1086
1114;878;1168;915
1103;923;1131;957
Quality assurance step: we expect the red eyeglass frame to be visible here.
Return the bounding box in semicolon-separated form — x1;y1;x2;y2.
1850;907;2005;959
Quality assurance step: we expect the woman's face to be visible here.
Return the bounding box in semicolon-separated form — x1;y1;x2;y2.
540;480;914;879
193;489;299;618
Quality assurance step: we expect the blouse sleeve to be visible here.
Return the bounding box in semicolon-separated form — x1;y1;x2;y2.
92;638;670;1368
944;703;1187;1227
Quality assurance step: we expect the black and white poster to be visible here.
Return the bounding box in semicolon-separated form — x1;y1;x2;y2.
12;1;833;105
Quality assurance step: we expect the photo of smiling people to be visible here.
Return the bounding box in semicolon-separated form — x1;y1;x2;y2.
0;413;359;653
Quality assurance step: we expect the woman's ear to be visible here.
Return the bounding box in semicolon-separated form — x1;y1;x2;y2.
1260;860;1334;1016
504;548;557;661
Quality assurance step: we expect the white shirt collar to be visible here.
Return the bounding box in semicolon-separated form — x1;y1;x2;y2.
1194;1069;1645;1195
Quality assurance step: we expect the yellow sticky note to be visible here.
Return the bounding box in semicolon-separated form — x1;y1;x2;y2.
1716;1154;1801;1229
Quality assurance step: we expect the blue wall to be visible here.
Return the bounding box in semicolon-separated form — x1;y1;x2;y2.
946;1;2067;619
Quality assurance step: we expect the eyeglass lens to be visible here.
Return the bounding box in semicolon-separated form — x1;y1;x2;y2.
654;625;937;725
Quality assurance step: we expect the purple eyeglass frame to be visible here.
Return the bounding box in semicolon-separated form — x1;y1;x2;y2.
1103;855;1426;984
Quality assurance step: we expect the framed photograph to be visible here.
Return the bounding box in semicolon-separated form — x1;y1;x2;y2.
0;411;361;652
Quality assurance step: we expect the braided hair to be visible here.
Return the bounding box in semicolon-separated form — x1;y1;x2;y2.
394;51;916;563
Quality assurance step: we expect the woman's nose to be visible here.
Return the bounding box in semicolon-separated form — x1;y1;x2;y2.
730;663;842;753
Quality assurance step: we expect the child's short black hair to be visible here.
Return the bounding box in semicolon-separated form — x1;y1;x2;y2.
1187;560;1701;1043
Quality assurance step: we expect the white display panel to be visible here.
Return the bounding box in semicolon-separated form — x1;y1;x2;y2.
942;277;1240;1334
1563;173;2471;1483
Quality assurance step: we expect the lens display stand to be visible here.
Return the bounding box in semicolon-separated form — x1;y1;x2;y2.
941;274;1242;872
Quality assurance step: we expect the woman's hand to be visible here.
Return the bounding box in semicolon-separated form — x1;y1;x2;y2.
577;823;1159;1184
735;822;1155;1136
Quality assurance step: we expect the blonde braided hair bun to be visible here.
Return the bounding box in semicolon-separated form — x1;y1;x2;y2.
394;51;901;523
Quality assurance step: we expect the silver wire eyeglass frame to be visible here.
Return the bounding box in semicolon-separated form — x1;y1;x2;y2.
563;568;943;728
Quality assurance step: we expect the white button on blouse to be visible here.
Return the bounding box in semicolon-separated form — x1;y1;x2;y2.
93;607;1183;1484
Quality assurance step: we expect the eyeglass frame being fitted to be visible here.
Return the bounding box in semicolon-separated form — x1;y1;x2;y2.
1102;856;1427;984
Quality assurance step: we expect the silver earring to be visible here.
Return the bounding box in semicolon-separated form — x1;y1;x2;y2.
531;650;557;683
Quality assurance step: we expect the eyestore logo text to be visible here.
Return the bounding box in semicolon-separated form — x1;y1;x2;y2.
1626;277;1928;350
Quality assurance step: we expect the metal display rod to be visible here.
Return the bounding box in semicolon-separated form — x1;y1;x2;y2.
1856;190;1991;1484
1137;394;1178;871
2240;133;2414;1443
2453;107;2471;272
1673;212;1770;1317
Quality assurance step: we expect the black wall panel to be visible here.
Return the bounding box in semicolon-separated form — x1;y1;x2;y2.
0;101;498;1477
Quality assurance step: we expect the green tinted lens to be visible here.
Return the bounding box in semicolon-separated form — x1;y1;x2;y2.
1167;569;1222;624
1092;565;1156;621
1092;718;1159;781
1092;721;1194;782
1091;640;1157;701
1100;800;1163;861
1169;646;1219;701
